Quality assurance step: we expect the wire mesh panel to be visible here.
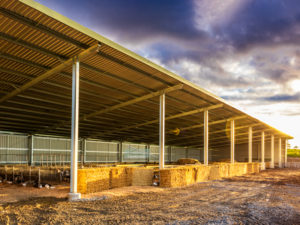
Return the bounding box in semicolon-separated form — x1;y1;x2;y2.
187;148;201;161
171;146;187;162
85;140;118;163
0;133;28;164
33;136;82;166
149;145;159;162
122;143;148;163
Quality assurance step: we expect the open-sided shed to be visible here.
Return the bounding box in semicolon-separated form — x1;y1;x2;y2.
0;0;293;198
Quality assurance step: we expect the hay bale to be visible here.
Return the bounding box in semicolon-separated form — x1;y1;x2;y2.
195;165;210;182
177;158;200;165
218;164;230;178
132;168;154;186
110;167;128;188
159;167;188;188
78;170;87;194
78;168;111;194
184;166;196;185
208;165;221;180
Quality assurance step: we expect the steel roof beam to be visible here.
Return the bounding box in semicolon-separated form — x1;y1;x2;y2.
180;115;248;132
0;7;89;49
167;122;261;143
82;84;183;120
176;128;272;147
0;67;163;117
0;44;99;104
126;115;248;143
94;104;223;138
0;10;211;111
0;54;195;124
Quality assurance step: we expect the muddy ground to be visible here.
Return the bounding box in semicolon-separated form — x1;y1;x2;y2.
1;168;300;225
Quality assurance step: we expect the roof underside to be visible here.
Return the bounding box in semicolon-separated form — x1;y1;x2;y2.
0;0;292;148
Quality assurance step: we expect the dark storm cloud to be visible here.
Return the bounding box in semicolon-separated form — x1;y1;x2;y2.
219;0;300;50
261;93;300;102
42;0;205;42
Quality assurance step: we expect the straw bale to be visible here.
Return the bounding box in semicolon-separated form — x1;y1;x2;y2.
265;162;271;169
177;158;200;165
132;168;154;186
159;167;188;188
125;167;134;186
184;166;196;185
218;164;230;177
195;165;210;182
208;165;221;180
78;170;87;194
252;163;260;173
78;168;111;194
110;167;126;188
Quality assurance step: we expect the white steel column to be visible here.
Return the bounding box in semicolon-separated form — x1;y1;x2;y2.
248;127;252;163
28;135;34;166
285;139;288;167
69;57;81;200
230;120;235;164
159;94;165;169
261;131;265;170
278;138;282;168
270;135;274;168
204;110;209;165
82;138;86;165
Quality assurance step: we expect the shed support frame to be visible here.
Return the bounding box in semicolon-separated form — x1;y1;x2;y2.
69;58;81;201
270;135;274;168
284;139;288;167
278;138;282;168
28;135;34;166
230;120;235;164
159;93;165;169
248;127;252;163
204;110;209;165
261;131;265;170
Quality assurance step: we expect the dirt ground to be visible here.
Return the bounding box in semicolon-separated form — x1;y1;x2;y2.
1;168;300;225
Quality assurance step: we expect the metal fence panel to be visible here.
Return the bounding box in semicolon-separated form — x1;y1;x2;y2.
0;133;28;164
122;143;148;162
33;136;82;165
85;140;118;163
171;146;186;162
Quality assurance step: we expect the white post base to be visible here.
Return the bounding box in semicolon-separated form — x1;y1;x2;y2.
68;192;81;201
261;163;266;170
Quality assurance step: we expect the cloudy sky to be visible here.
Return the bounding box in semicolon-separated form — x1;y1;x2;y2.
36;0;300;146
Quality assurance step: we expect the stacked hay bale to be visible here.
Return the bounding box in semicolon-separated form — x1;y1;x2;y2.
78;166;155;193
132;168;154;186
208;165;221;180
159;167;188;188
217;163;230;178
265;162;271;169
78;167;110;194
253;163;260;173
110;167;129;188
185;166;196;185
194;165;211;182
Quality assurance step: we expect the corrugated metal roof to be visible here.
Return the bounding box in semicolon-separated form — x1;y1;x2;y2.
0;0;292;149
